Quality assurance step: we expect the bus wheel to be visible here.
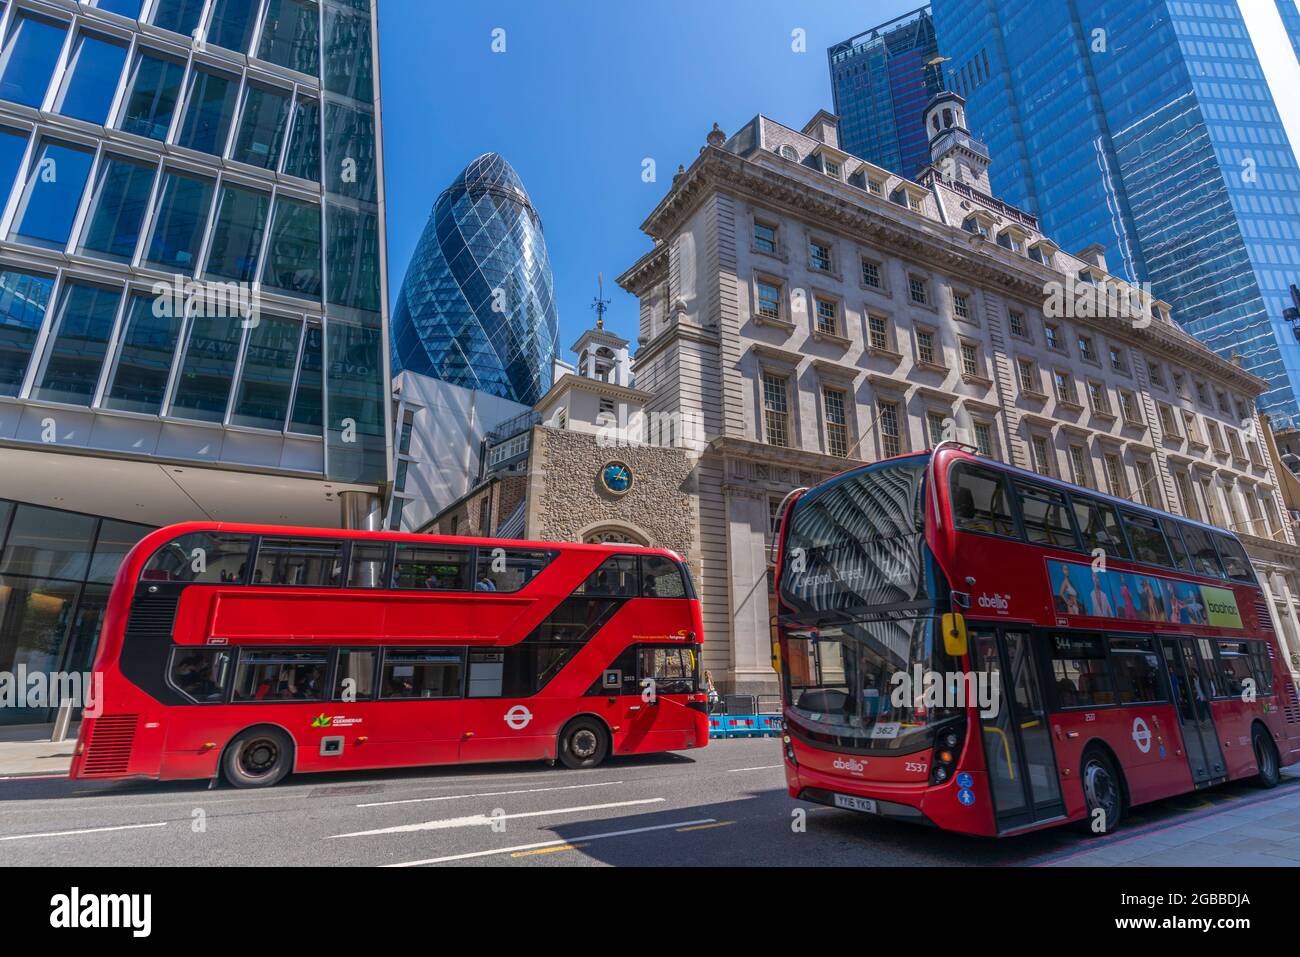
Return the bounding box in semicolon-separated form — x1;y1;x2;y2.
222;727;293;788
558;718;609;770
1252;727;1281;789
1080;748;1123;835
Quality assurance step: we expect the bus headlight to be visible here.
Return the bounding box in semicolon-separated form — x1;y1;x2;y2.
783;734;797;765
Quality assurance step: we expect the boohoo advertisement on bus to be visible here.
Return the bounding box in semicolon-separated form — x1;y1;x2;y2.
1046;559;1243;629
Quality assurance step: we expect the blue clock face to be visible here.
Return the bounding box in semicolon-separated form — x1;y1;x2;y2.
601;462;633;494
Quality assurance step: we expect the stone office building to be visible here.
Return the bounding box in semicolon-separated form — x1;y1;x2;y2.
613;93;1300;694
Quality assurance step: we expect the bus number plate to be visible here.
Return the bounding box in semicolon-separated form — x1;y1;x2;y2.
832;793;877;814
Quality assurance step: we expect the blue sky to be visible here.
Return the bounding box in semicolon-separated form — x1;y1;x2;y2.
378;0;920;354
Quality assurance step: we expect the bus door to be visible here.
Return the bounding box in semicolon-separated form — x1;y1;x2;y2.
1158;637;1226;785
971;628;1065;831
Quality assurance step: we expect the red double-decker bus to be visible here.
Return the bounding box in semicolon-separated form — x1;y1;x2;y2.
774;446;1300;836
70;523;706;788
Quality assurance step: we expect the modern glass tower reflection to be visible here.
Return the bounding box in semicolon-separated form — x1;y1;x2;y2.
391;153;560;406
0;0;389;723
828;6;943;178
930;0;1300;427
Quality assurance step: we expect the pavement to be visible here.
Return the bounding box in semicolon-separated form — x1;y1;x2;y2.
0;724;75;779
0;735;1298;866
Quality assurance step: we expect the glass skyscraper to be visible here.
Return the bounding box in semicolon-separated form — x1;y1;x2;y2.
391;153;559;407
0;0;389;724
828;6;943;178
931;0;1300;427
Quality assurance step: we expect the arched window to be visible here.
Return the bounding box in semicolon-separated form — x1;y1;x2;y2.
584;526;648;546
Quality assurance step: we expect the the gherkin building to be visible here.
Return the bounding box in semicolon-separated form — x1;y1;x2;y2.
391;153;559;405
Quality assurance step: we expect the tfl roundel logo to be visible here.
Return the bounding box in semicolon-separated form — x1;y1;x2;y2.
504;705;533;730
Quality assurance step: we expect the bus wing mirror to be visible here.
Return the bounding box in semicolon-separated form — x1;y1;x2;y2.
941;613;968;658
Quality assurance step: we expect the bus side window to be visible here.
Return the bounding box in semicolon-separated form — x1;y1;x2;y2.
143;532;252;583
1215;640;1253;697
1179;524;1225;579
334;649;377;700
254;537;344;586
1014;483;1077;549
467;651;505;697
169;648;231;702
577;556;638;596
392;545;471;590
951;464;1020;538
1247;642;1274;694
1212;533;1255;582
1071;496;1131;561
380;650;463;698
472;548;553;593
232;652;328;702
1108;637;1164;704
348;543;390;588
1161;519;1193;572
641;555;687;598
1048;633;1113;707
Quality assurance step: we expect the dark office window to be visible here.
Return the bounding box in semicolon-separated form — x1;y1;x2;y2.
0;504;96;580
77;155;157;262
87;519;152;584
230;314;301;430
119;51;186;140
1122;510;1172;567
261;197;322;298
12;140;95;250
209;0;260;53
152;0;207;37
56;32;129;125
1072;496;1130;560
169;648;231;703
1049;633;1113;708
31;283;121;406
391;544;469;590
168;313;242;421
1109;637;1164;704
231;82;291;168
0;270;54;396
287;324;323;435
141;531;252;583
1015;482;1077;549
257;0;320;76
951;464;1019;538
0;13;67;108
282;97;320;181
204;183;270;282
176;66;240;155
380;650;462;699
144;169;215;271
233;650;327;700
472;548;552;593
252;537;343;586
102;293;183;414
642;555;688;598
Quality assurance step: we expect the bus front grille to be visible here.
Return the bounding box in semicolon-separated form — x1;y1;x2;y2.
82;714;138;776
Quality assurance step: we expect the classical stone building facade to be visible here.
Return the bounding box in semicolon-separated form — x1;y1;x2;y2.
617;98;1300;692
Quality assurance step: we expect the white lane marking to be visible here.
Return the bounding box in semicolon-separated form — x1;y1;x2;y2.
0;774;68;781
727;765;783;772
330;798;665;838
384;817;716;866
0;822;168;841
357;780;624;808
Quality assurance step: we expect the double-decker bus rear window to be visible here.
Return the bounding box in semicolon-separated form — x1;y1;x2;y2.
780;459;929;615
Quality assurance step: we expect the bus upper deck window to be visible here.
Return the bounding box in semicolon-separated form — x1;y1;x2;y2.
641;555;687;598
473;548;553;593
1212;533;1255;582
951;464;1019;538
579;556;639;596
143;532;253;584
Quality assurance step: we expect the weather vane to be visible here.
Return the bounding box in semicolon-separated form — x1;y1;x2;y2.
592;272;611;330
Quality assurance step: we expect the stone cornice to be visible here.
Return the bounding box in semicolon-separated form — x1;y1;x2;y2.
630;319;719;370
617;242;668;294
629;146;1268;397
710;434;854;475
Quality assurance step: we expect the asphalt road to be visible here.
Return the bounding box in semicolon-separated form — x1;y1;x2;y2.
0;738;1285;866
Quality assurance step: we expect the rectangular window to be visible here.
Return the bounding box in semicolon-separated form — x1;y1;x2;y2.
1050;634;1113;708
11;140;95;250
1122;511;1171;566
473;548;552;593
973;421;993;457
1031;436;1054;477
960;341;979;377
1174;471;1199;521
31;283;121;406
253;537;343;586
951;463;1018;537
1008;310;1026;338
1053;370;1073;404
1018;358;1037;394
261;198;322;299
1227;429;1245;460
204;184;271;282
915;328;936;365
1044;323;1060;350
809;240;832;272
392;544;470;590
209;0;261;53
0;13;67;108
119;50;186;141
1068;445;1092;489
927;411;946;447
102;292;181;414
823;387;849;458
867;314;889;350
878;400;901;457
144;170;216;272
1147;361;1164;389
1157;402;1177;435
168;314;242;421
1108;347;1126;373
814;297;838;335
232;82;292;169
334;650;376;701
282;97;321;181
762;372;789;447
176;66;240;155
233;651;328;701
55;31;128;125
380;650;463;699
1078;335;1096;362
1104;454;1127;498
1184;412;1202;445
347;543;388;588
1134;459;1157;508
1182;523;1225;578
257;0;321;76
953;292;970;320
230;314;302;430
1110;637;1163;704
76;155;157;263
908;275;927;304
861;258;881;288
1086;381;1109;414
169;648;231;703
1118;390;1140;424
153;0;207;36
577;555;639;597
753;221;776;253
1072;496;1130;560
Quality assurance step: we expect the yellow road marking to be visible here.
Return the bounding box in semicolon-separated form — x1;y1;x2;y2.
511;842;590;857
676;821;735;832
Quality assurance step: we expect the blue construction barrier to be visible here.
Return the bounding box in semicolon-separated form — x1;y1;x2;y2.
756;713;784;736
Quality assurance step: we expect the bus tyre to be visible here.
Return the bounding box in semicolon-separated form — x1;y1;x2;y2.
1252;727;1281;789
1080;748;1123;835
558;718;609;770
222;727;293;788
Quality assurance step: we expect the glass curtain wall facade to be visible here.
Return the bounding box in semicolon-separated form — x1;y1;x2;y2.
0;497;151;724
930;0;1300;428
390;153;559;407
828;6;943;178
0;0;388;483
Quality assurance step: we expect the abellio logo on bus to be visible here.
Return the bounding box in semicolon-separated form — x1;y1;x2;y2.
977;592;1011;613
832;757;867;775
